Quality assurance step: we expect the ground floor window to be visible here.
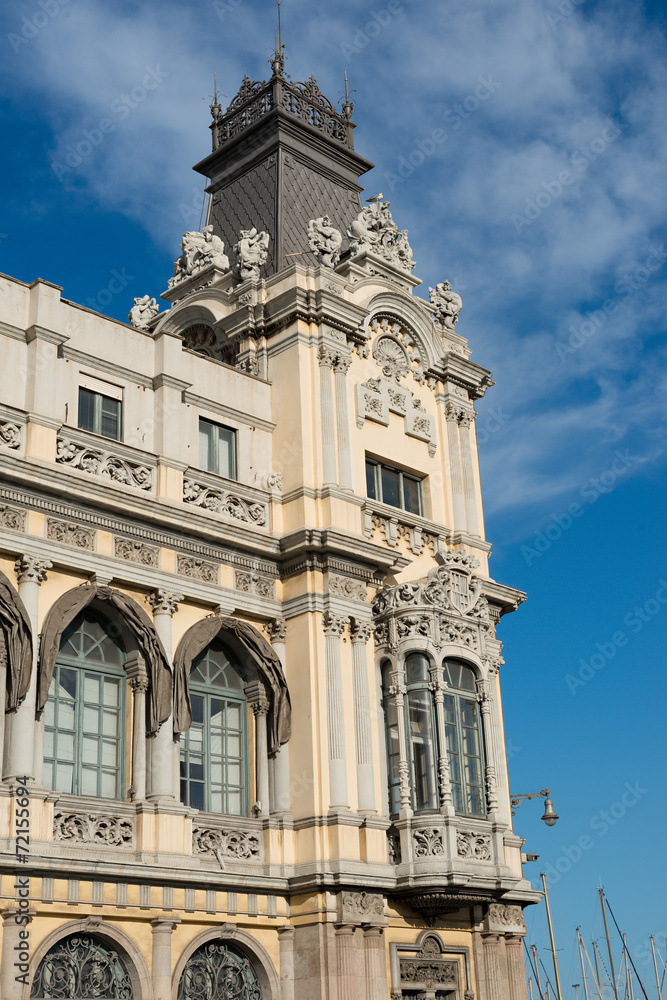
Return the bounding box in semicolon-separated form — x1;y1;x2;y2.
177;941;261;1000
31;933;133;998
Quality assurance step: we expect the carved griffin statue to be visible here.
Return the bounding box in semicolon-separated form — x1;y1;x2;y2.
346;200;415;271
307;215;343;267
168;225;230;287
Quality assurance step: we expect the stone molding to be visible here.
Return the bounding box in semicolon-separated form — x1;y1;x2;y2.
0;504;26;531
328;573;367;602
456;831;491;861
362;500;447;557
235;570;275;598
183;477;268;527
53;811;134;848
176;554;219;583
114;537;160;567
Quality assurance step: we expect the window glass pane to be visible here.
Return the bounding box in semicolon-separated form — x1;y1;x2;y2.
366;461;377;500
100;396;120;440
217;427;236;479
191;695;204;725
55;762;74;794
83;707;99;732
189;783;205;812
78;388;96;432
59;667;77;700
209;789;223;813
59;732;75;761
407;689;438;811
406;654;429;685
380;466;400;508
101;770;118;799
199;419;214;471
104;678;121;705
81;767;98;796
83;674;100;703
402;475;422;515
227;790;242;815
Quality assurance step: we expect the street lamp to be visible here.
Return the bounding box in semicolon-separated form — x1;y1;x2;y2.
511;788;559;826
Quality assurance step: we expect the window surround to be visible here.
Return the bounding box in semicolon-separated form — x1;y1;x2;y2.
199;416;238;480
365;456;424;516
78;374;123;442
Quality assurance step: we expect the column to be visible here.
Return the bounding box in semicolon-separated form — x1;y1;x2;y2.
429;664;454;816
459;410;480;536
245;681;270;816
335;924;361;1000
482;934;502;1000
319;346;338;486
389;665;412;819
151;918;180;1000
6;556;51;782
267;619;291;816
125;652;148;802
323;613;348;809
476;678;498;814
1;908;31;1000
0;633;7;783
147;589;182;801
445;404;466;531
364;927;387;1000
350;620;375;813
506;935;529;1000
278;925;296;1000
333;353;353;491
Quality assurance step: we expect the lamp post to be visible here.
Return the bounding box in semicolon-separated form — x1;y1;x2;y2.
511;788;559;826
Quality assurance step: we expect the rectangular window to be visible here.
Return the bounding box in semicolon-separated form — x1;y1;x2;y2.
199;418;237;479
78;377;122;442
366;457;423;515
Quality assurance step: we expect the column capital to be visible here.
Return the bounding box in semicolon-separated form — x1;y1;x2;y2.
332;353;352;375
444;401;465;423
148;589;184;616
266;617;287;643
350;619;374;644
334;922;358;936
14;555;51;585
323;612;347;637
150;917;181;931
318;345;336;368
125;650;149;689
245;680;270;714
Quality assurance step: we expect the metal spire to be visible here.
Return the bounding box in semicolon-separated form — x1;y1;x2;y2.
271;0;285;76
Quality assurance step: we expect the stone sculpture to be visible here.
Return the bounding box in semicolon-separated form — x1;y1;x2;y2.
308;215;343;267
346;200;415;270
429;281;463;331
234;228;270;281
168;225;230;287
128;295;159;329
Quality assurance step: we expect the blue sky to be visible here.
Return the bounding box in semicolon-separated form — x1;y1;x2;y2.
1;0;666;994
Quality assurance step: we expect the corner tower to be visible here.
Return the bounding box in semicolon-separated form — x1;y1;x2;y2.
194;50;374;277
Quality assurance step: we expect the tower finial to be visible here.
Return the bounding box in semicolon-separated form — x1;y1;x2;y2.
341;71;355;120
271;0;285;76
209;71;221;122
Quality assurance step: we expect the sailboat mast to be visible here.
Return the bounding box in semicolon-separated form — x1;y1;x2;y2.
623;933;633;1000
533;945;544;1000
650;937;663;1000
577;928;591;1000
599;888;620;1000
542;874;564;1000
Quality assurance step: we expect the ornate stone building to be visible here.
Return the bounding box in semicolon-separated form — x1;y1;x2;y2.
0;49;538;1000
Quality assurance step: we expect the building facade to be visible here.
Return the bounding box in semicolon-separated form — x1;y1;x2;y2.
0;52;539;1000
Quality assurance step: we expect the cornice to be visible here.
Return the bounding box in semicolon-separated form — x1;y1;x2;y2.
182;390;275;432
26;324;69;347
59;345;154;388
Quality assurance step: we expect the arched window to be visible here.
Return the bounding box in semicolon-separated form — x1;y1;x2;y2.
44;610;126;800
31;933;134;998
180;638;248;815
177;941;261;1000
382;654;486;819
443;659;485;817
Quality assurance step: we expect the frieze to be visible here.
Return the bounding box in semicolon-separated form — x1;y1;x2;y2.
486;903;526;931
457;831;491;861
234;570;274;598
193;826;261;864
339;891;385;924
53;812;134;848
413;827;445;858
183;479;267;527
177;554;219;584
46;517;95;550
0;504;26;532
114;537;159;567
0;422;21;450
56;437;153;491
328;574;367;602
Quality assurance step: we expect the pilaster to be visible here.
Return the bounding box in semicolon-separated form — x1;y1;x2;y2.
323;612;349;809
350;619;376;814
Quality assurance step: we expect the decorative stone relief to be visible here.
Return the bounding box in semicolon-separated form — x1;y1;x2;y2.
413;827;445;858
0;422;21;449
54;812;134;848
266;618;287;643
387;831;402;864
0;505;26;531
147;589;183;616
328;574;367;601
114;537;159;567
430;280;463;331
56;437;153;491
193;826;261;863
347;200;415;271
183;479;267;526
339;891;385;924
456;831;491;861
234;571;274;598
181;324;238;366
369;316;428;386
15;555;51;585
308;216;343;267
169;226;230;288
128;295;159;329
261;472;283;492
177;554;219;583
486;903;526;931
356;373;436;455
46;517;95;550
399;938;458;992
234;227;269;281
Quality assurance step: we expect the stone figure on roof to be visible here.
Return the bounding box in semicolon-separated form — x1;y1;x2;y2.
346;200;415;271
234;228;270;282
169;225;230;288
128;295;159;330
307;216;343;268
429;281;463;331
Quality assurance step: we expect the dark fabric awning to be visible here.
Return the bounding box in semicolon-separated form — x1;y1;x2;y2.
39;584;172;736
0;569;33;712
173;615;291;753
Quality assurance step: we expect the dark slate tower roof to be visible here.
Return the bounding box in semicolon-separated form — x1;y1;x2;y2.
193;51;374;279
